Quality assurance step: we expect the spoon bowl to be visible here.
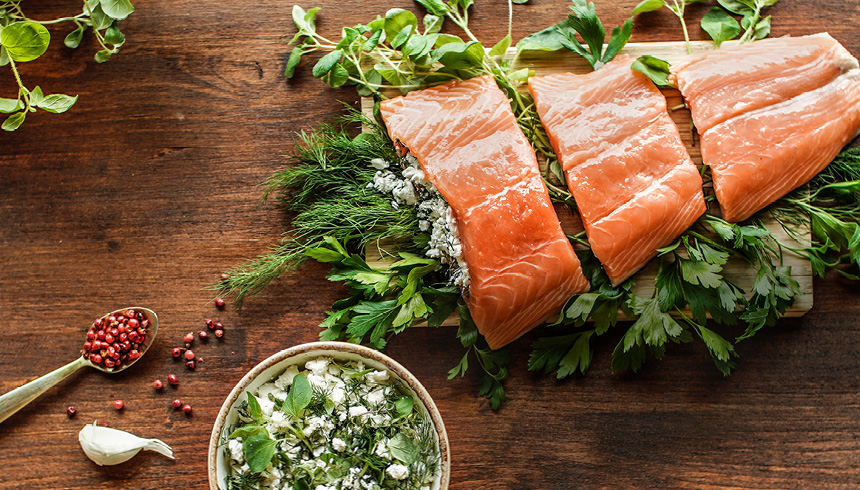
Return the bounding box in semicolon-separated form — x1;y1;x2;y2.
85;307;159;374
0;306;158;424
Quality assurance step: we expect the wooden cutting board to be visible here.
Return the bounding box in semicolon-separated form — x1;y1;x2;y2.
362;41;813;324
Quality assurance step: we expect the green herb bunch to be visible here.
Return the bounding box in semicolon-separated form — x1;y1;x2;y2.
631;0;776;53
222;0;860;409
0;0;134;131
219;111;418;307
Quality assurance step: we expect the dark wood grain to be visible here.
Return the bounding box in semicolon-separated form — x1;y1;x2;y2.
1;1;860;489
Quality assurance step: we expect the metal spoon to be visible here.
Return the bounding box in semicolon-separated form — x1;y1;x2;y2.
0;307;158;424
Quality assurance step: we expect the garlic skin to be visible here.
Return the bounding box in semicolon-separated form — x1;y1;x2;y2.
78;422;174;466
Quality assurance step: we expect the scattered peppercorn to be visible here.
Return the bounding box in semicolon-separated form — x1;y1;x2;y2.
184;350;195;360
206;319;214;330
99;421;109;427
215;297;225;308
213;322;223;330
172;399;182;409
182;404;192;414
198;330;208;340
153;379;163;390
215;329;224;338
183;332;194;344
66;406;76;417
168;374;178;386
172;347;182;358
114;400;124;410
185;360;196;370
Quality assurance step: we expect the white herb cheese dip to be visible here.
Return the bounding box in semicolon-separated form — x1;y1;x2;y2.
224;356;440;490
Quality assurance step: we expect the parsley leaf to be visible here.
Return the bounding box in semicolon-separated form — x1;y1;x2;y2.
556;0;633;70
631;55;674;88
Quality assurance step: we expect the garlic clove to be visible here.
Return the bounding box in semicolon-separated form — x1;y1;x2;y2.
79;421;174;466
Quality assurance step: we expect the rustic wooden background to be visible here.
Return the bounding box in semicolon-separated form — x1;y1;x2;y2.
2;1;860;489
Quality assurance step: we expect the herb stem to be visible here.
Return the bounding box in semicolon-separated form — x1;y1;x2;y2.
29;14;86;25
738;5;763;43
7;58;29;111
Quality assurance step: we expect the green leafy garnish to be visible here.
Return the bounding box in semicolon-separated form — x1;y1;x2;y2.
387;432;418;463
0;0;134;131
700;6;741;47
632;0;707;54
283;373;313;418
554;0;633;70
447;304;510;409
718;0;776;43
243;429;277;473
631;54;673;87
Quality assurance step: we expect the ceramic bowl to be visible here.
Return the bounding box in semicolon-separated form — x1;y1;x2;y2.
208;341;450;489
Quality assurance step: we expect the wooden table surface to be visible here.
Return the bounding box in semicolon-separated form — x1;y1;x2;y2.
2;1;860;488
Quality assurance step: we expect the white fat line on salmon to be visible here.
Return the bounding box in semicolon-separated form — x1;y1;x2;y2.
368;151;471;289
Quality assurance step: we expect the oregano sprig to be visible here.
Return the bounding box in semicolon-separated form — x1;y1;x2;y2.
0;0;134;131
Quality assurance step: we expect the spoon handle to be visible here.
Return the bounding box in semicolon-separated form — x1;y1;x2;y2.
0;357;89;424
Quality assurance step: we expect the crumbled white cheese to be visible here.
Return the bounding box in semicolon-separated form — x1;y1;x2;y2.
257;382;286;402
307;372;328;390
366;388;386;407
374;438;390;459
368;151;471;288
266;410;291;434
331;437;347;452
386;463;410;480
274;364;300;389
305;358;330;375
370;158;390;170
348;406;369;418
257;396;275;418
228;438;244;464
367;370;389;384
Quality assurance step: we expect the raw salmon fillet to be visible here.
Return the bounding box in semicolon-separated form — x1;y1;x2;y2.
379;74;590;349
672;33;860;222
528;55;706;285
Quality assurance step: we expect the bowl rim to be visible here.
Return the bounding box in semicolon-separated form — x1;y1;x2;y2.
207;341;450;490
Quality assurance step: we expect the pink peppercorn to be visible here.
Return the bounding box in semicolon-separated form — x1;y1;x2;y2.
172;399;182;409
114;400;124;410
168;374;178;386
153;379;163;390
182;404;192;414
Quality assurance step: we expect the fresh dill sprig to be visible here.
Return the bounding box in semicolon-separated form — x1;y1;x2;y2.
215;111;418;307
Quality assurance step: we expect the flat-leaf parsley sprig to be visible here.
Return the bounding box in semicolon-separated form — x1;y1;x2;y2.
0;0;134;131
